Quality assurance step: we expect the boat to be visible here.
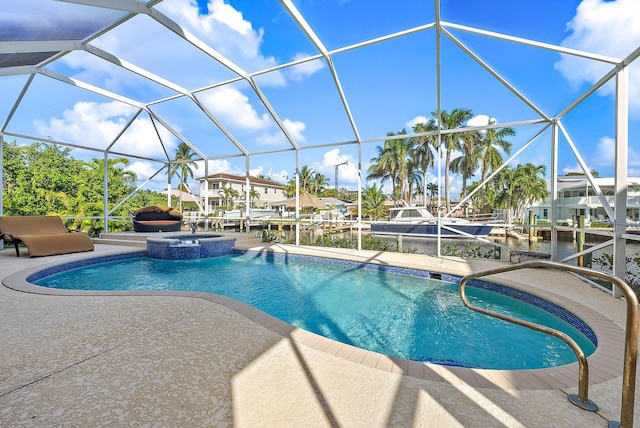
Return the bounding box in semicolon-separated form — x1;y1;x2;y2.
371;206;494;238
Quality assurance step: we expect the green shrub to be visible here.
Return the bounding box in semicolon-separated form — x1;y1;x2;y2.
442;242;498;259
589;221;612;228
308;234;416;253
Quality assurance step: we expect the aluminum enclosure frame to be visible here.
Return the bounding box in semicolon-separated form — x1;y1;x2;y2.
0;0;638;279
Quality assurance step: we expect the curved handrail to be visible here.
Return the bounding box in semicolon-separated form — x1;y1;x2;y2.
458;260;638;427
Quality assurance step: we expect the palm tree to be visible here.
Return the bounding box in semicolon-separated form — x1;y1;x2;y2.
88;157;137;186
426;182;438;211
367;131;410;200
476;119;514;208
449;129;481;203
514;163;548;221
361;184;388;220
84;157;137;207
433;108;474;211
309;172;330;195
411;120;437;207
405;159;422;204
366;143;393;191
218;186;239;209
494;163;547;222
242;188;260;207
169;142;198;211
284;179;296;198
298;165;315;194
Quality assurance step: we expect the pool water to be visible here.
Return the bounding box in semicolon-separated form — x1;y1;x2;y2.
34;253;596;370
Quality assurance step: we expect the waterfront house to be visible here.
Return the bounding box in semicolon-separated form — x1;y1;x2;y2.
528;176;640;223
197;173;287;211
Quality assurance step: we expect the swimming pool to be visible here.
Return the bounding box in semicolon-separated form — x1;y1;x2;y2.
30;250;596;370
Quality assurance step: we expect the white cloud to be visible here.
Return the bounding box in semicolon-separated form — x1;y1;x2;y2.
255;131;286;146
34;101;178;158
554;0;640;111
103;160;170;192
249;166;264;177
200;86;307;146
283;119;306;142
200;86;271;130
595;136;616;165
560;135;640;177
468;115;494;127
126;161;161;181
287;53;325;82
592;135;640;169
256;118;306;146
271;169;290;183
314;148;359;187
405;115;429;131
157;0;286;86
205;159;234;174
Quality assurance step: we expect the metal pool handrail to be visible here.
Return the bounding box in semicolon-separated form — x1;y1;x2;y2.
458;260;638;428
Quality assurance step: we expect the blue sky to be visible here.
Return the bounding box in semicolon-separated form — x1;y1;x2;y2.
1;0;640;197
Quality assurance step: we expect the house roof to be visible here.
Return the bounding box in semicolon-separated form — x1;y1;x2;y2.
195;173;285;189
286;192;325;209
162;189;200;202
319;197;352;206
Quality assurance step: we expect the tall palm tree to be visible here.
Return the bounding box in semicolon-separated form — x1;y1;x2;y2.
366;142;393;190
433;108;474;211
426;182;438;210
298;165;315;194
476;119;514;208
367;131;410;200
169;142;198;211
449;129;482;202
404;159;422;203
411;120;437;207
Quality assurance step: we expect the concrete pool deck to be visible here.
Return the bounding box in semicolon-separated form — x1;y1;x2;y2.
0;241;638;427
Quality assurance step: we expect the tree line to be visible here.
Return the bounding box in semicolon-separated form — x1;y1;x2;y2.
3;112;549;235
1;140;170;236
365;107;548;221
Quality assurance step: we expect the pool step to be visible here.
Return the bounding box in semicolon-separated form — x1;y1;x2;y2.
92;233;147;248
93;232;263;249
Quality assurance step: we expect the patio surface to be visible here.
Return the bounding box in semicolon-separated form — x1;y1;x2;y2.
0;239;638;427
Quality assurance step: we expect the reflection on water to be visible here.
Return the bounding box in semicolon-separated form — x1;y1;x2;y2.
255;226;640;297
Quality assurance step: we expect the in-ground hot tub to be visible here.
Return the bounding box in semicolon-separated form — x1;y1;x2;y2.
146;234;236;260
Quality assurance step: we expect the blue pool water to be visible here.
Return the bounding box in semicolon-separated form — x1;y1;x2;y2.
33;252;596;370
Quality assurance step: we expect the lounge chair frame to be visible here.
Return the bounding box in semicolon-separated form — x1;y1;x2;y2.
0;216;95;257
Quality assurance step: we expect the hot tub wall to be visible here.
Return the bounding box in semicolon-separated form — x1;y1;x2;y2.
147;237;236;260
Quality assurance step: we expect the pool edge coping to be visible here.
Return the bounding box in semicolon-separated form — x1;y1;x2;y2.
1;245;626;392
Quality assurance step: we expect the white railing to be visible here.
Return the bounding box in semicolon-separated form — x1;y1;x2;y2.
552;195;640;207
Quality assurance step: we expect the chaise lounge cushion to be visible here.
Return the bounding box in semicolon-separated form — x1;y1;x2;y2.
133;206;183;232
0;216;95;257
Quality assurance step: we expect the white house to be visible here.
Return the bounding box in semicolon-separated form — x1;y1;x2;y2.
196;173;287;211
528;176;640;223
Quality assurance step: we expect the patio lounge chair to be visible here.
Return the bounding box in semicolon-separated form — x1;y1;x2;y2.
0;215;95;257
133;206;183;232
